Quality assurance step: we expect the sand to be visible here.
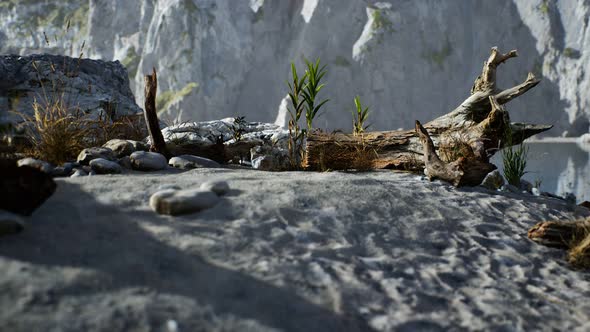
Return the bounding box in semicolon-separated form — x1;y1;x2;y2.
1;168;589;331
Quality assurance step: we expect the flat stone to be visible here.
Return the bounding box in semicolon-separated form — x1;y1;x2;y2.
102;139;135;158
17;157;53;174
0;210;24;236
169;155;221;169
89;158;123;174
200;180;230;196
130;151;168;171
150;189;220;215
77;147;115;165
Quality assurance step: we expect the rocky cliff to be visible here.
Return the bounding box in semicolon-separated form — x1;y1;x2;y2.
1;0;588;136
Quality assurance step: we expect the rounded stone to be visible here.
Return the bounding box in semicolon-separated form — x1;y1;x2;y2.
102;139;135;158
150;189;220;215
89;158;123;174
200;180;230;196
130;151;168;171
118;156;133;169
17;157;53;174
169;155;221;169
77;147;115;165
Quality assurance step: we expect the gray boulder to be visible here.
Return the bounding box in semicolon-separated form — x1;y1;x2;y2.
169;155;221;169
77;147;116;165
102;139;135;158
130;151;168;171
200;180;230;196
17;158;53;174
0;54;142;129
149;189;220;216
89;158;123;174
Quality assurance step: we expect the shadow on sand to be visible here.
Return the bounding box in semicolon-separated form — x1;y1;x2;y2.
0;181;373;331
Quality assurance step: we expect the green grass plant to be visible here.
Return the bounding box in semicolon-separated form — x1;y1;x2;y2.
286;62;307;169
302;58;329;132
502;142;528;186
352;96;370;136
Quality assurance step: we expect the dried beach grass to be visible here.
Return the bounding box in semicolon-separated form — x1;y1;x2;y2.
567;221;590;269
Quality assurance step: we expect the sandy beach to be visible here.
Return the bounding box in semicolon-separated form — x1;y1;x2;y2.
1;168;589;331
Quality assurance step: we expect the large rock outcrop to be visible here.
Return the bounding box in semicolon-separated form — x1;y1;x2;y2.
1;0;588;136
0;54;142;127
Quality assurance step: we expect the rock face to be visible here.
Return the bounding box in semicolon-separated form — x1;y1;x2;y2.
0;54;142;129
1;1;588;136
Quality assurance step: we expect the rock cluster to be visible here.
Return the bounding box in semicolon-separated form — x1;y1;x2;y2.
160;118;289;170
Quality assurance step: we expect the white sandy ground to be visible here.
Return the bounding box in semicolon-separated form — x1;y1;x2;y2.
1;168;590;332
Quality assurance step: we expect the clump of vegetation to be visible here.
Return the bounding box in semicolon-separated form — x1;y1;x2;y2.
156;82;199;115
24;95;87;165
567;222;590;269
502;142;528;186
302;58;329;131
438;131;475;163
286;62;307;169
538;0;550;15
350;142;378;171
229;115;247;142
371;9;394;32
285;58;330;169
352;96;371;136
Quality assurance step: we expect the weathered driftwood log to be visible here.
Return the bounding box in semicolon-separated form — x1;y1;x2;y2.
528;219;589;249
143;68;170;158
305;47;551;172
415;120;496;186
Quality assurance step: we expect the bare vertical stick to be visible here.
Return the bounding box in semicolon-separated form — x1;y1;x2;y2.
143;68;169;158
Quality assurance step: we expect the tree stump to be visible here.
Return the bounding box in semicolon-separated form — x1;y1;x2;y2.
143;68;170;158
305;47;551;178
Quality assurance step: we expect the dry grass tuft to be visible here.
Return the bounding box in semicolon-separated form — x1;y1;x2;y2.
438;131;476;163
567;221;590;269
23;98;88;165
350;142;378;171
